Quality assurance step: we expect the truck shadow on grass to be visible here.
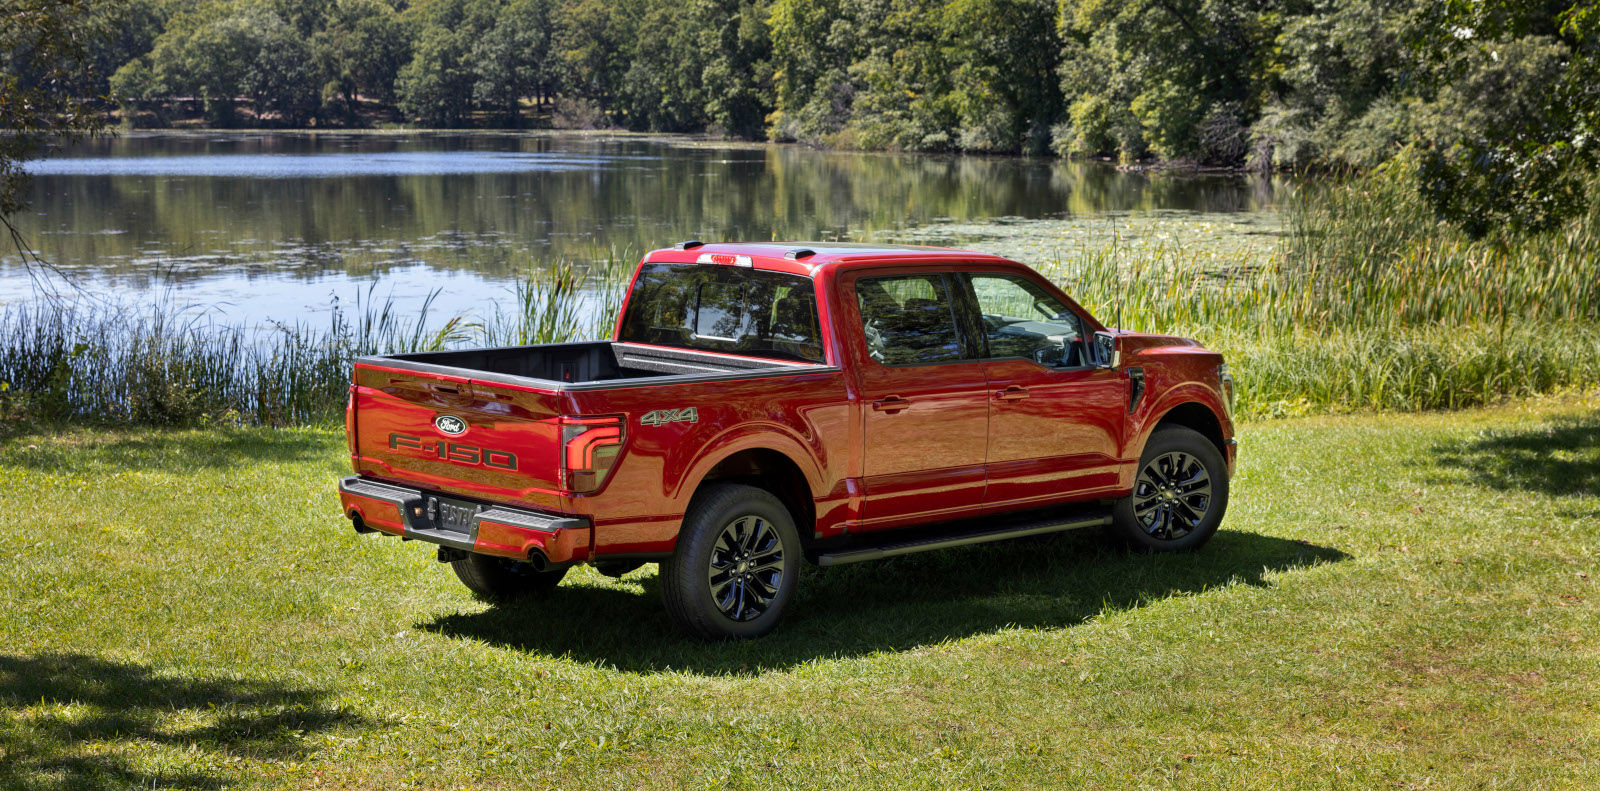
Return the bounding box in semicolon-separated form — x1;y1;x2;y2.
422;529;1346;676
0;653;367;791
1430;412;1600;500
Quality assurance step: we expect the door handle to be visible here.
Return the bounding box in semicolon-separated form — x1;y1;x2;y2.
872;396;911;413
995;385;1030;401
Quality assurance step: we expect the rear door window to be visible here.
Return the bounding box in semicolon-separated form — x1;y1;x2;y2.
855;273;967;365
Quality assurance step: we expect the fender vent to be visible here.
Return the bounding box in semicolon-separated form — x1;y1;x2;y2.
1127;367;1146;413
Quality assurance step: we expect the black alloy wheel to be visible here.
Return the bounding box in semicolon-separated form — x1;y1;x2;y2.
707;514;788;622
1132;450;1213;540
660;483;801;639
1109;425;1228;551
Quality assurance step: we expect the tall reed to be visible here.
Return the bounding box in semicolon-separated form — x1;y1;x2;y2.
0;258;629;427
1043;168;1600;416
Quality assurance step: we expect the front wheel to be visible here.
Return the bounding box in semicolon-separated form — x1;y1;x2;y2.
1109;426;1229;552
659;483;801;639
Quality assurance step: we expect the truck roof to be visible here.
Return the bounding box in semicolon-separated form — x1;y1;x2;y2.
641;241;1017;277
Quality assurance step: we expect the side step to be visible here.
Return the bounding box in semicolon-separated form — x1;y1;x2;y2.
815;509;1112;567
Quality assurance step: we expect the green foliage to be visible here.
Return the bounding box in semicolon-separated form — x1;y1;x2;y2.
0;0;111;215
312;0;410;116
1408;2;1600;236
555;0;637;110
394;0;476;126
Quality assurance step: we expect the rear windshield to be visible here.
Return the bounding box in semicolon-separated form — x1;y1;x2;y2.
618;264;824;363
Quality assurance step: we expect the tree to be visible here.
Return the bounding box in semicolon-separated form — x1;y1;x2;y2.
241;6;321;125
1;0;111;217
767;0;852;141
395;0;477;126
313;0;411;118
138;1;321;126
556;0;640;111
469;0;557;125
618;0;710;133
697;0;774;139
1410;0;1600;236
1056;0;1278;163
944;0;1059;153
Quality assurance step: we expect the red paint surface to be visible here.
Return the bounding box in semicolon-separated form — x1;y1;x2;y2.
344;243;1235;560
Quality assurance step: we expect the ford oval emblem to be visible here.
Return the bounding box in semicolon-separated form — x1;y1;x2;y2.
434;415;468;436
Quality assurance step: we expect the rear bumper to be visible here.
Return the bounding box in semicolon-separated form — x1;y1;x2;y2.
338;476;592;564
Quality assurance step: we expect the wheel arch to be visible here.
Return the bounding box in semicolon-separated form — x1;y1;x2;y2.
1146;401;1228;459
685;446;818;548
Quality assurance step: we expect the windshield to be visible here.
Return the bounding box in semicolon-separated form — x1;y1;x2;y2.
618;264;824;363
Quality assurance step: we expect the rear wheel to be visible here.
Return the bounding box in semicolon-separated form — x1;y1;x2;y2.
1109;426;1228;551
450;554;568;601
659;483;800;639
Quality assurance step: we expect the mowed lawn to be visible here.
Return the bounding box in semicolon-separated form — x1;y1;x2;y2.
1;398;1597;789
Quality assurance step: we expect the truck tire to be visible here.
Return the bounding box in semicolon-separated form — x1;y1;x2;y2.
659;483;801;639
1109;425;1229;552
450;554;568;601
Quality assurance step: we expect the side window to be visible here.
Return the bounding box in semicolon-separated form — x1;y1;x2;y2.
968;274;1086;366
855;274;965;365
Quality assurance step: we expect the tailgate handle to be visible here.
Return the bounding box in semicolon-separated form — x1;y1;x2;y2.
427;382;474;399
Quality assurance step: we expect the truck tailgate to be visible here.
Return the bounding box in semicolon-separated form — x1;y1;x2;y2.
351;362;565;502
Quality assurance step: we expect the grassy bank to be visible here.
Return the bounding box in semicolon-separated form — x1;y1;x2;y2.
2;398;1596;788
4;171;1599;426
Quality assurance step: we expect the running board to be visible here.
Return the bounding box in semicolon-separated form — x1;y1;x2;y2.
815;510;1112;567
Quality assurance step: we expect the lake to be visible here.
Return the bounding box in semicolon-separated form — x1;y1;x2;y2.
6;132;1282;330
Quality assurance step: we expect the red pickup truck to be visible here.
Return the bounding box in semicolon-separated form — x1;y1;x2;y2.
338;242;1236;638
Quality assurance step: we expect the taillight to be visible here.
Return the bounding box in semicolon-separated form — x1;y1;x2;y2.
346;385;357;456
560;416;625;494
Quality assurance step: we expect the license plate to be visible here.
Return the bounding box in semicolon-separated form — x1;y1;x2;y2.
426;496;481;535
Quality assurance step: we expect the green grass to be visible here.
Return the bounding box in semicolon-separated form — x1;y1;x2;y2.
2;396;1597;788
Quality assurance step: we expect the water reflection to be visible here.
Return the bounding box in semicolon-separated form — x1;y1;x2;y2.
5;132;1282;327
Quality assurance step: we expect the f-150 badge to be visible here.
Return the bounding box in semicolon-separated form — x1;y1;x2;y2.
640;408;698;427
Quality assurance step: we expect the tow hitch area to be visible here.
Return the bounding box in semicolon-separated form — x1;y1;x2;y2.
338;476;592;563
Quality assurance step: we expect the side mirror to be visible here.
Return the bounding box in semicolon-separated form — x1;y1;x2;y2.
1093;331;1120;369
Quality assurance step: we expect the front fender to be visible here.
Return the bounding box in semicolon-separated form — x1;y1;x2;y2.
1127;380;1234;464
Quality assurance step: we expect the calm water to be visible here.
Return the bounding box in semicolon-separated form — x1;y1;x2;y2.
7;132;1281;328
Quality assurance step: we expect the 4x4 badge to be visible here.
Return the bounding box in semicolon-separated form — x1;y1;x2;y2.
434;415;468;436
640;407;698;427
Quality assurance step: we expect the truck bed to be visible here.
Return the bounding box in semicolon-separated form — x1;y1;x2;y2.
370;340;822;390
345;338;840;519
